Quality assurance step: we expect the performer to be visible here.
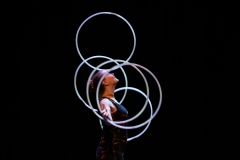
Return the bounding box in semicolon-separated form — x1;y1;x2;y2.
89;70;128;160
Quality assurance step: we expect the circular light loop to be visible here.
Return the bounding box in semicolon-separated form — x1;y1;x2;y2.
86;60;162;129
75;12;136;69
74;55;129;109
87;59;149;124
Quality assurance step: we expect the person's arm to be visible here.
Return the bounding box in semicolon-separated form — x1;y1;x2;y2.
100;99;113;125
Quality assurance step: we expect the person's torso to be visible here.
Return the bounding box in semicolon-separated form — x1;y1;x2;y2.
100;98;128;146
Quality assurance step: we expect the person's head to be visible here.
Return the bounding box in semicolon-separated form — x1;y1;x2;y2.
89;70;119;97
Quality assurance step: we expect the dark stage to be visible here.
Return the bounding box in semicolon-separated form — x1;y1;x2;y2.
2;1;239;159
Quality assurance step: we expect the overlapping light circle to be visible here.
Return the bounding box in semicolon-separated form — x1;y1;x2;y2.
75;12;136;70
74;12;162;141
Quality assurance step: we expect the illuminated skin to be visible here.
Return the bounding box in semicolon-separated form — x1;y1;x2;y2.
99;71;119;124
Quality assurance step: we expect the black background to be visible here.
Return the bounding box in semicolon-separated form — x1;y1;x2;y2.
2;1;239;159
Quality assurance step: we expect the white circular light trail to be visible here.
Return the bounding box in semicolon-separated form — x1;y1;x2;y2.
75;12;136;70
86;60;162;129
86;59;150;124
74;55;129;107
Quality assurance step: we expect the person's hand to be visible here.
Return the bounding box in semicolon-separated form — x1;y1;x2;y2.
100;108;112;120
